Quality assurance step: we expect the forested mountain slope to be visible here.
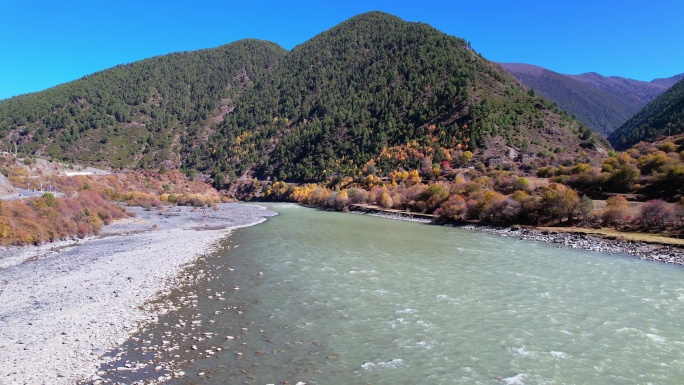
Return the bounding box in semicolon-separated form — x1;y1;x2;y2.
609;78;684;150
0;40;287;168
0;12;603;186
195;12;602;183
500;63;682;136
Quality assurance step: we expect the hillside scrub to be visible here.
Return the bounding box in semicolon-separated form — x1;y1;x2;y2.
0;164;222;245
548;136;684;199
0;193;127;245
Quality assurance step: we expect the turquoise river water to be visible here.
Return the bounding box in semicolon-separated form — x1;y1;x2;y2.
99;203;684;384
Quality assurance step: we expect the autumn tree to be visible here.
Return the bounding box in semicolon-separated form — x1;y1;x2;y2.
538;183;579;224
421;182;450;211
604;165;640;192
437;194;467;221
475;190;506;221
601;195;631;226
575;195;594;225
391;192;404;209
657;142;677;153
419;157;433;176
403;183;427;208
405;170;421;186
379;192;394;208
512;177;530;192
329;190;350;210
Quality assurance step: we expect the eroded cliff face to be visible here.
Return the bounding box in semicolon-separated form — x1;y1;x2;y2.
0;172;15;197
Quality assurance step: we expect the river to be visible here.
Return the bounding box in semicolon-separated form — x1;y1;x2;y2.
96;203;684;384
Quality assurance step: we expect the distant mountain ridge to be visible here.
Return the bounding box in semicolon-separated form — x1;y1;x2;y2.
0;12;604;186
609;78;684;150
499;63;683;136
651;74;684;88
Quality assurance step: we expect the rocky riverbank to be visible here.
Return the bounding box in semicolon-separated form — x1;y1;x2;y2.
348;210;434;224
0;203;276;385
458;224;684;265
347;205;684;266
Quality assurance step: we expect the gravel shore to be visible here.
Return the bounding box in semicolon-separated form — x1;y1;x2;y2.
458;224;684;265
0;203;276;385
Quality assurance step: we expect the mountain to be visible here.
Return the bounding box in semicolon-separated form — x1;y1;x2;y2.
0;12;604;186
499;63;682;136
651;74;684;88
567;72;675;104
195;12;611;183
0;40;287;169
609;78;684;150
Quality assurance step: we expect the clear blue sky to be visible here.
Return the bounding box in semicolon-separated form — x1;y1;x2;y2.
1;0;682;100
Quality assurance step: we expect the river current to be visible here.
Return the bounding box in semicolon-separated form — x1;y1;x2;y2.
99;203;684;384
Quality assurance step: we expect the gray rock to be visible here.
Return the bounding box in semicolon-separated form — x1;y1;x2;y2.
0;172;14;197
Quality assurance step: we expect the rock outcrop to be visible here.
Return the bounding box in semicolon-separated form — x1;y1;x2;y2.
0;172;15;197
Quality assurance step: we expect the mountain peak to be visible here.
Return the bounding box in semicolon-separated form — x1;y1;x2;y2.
348;10;402;20
651;73;684;88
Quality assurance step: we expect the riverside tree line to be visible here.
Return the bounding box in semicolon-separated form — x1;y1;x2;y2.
258;136;684;232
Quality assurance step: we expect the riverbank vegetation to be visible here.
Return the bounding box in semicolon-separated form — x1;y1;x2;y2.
1;134;682;246
0;192;127;245
0;156;222;245
255;135;684;237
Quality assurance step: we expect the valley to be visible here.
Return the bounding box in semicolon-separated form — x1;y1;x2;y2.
0;8;683;385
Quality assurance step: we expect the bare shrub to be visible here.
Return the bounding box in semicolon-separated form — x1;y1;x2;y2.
601;195;631;227
346;188;369;204
438;195;467;221
639;200;675;229
491;198;522;223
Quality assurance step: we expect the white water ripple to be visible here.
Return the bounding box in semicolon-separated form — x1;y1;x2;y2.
361;358;406;370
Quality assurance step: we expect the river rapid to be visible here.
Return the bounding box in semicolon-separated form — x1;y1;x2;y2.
96;203;684;385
